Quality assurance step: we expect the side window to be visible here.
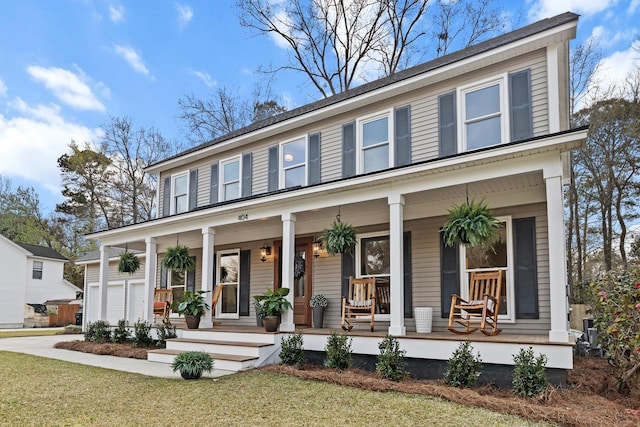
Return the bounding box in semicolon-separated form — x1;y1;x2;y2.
32;260;43;280
172;173;188;214
358;112;392;173
281;137;307;188
220;157;241;201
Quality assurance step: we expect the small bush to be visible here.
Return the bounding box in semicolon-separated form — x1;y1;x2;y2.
376;335;408;381
111;319;130;343
512;347;549;398
171;351;213;377
324;332;352;370
84;320;111;343
132;320;153;348
280;333;305;369
156;322;177;348
444;341;482;388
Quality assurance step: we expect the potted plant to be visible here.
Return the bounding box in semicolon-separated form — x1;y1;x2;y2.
171;290;210;329
309;294;328;328
161;244;195;272
118;251;140;274
253;288;293;332
253;299;264;327
322;221;357;255
171;351;213;380
441;199;501;247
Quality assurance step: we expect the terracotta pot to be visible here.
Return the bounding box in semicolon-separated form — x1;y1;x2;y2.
262;315;279;332
185;314;201;329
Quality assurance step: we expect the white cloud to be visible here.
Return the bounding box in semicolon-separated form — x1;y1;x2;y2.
113;44;150;76
0;78;7;97
0;98;102;195
629;0;640;15
589;44;640;95
175;3;193;27
191;70;216;88
590;25;638;49
109;4;124;23
26;66;106;111
527;0;618;21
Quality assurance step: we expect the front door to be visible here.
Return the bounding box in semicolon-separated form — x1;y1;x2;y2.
274;237;313;326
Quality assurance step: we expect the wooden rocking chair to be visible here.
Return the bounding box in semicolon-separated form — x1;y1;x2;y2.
448;269;503;336
341;276;377;332
153;289;173;324
211;284;223;325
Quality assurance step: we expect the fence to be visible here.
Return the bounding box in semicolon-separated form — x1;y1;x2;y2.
49;304;80;327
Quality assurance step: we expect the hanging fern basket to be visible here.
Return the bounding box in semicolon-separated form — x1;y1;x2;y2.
118;251;141;274
162;244;195;272
322;220;357;255
441;199;501;247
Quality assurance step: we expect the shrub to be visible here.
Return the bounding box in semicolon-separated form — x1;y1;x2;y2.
84;320;111;343
588;266;640;394
280;333;305;369
444;341;482;388
132;320;153;348
512;347;549;398
171;351;213;378
324;331;352;370
375;335;408;381
156;322;177;348
111;319;130;344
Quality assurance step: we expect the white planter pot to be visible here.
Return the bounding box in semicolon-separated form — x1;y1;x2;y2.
414;307;433;333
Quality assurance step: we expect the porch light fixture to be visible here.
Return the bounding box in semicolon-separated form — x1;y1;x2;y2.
260;243;271;262
313;239;323;258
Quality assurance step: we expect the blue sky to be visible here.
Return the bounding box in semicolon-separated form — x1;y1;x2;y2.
0;0;639;214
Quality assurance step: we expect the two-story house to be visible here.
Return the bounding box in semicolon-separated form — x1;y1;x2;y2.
84;12;587;384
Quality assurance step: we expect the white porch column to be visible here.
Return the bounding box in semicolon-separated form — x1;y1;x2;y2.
388;194;406;336
98;245;110;321
545;174;569;343
201;227;215;328
143;237;157;323
280;213;296;332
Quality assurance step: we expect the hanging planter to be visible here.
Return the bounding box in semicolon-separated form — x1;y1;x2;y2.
441;199;500;247
161;244;195;272
118;251;140;274
322;220;357;255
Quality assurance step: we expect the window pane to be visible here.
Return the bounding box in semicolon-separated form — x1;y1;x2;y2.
466;116;501;150
224;182;239;200
466;224;507;269
465;84;499;120
285;165;305;188
219;253;239;283
363;117;388;147
283;139;306;167
363;144;389;173
221;284;238;313
174;175;187;195
360;236;390;276
223;160;239;182
175;194;187;213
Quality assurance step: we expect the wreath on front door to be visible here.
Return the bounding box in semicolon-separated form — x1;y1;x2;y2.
294;255;306;279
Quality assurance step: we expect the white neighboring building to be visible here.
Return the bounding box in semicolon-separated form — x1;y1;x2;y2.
0;235;79;328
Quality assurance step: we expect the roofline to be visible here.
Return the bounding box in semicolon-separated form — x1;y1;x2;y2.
0;234;32;256
75;252;147;265
146;12;579;173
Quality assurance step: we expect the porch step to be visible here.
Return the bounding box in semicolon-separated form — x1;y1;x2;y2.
147;348;259;371
180;329;278;344
165;338;271;358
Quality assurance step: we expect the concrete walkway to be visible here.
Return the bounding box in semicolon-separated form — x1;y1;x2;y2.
0;333;233;379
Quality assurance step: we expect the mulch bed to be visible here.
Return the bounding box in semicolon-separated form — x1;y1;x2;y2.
54;341;639;426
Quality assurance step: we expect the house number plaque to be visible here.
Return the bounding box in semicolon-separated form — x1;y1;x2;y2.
238;214;249;221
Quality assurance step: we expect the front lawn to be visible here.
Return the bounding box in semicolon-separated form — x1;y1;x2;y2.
0;351;546;426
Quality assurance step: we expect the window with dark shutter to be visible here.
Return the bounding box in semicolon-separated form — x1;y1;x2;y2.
267;145;279;192
241;153;252;197
395;106;412;167
239;250;251;316
438;92;457;157
209;163;219;204
514;217;539;319
188;169;198;211
440;234;459;317
308;132;321;185
162;176;171;217
342;122;356;178
509;69;533;141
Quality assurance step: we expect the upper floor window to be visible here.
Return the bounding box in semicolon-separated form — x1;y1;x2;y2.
281;137;306;188
358;111;393;173
221;157;241;201
460;77;507;151
32;260;43;280
172;172;188;214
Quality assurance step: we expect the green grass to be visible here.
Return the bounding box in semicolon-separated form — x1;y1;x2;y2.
0;329;63;338
0;351;552;426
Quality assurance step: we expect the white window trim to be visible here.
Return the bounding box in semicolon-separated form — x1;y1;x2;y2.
279;135;308;189
356;231;391;322
216;248;240;319
219;155;242;202
459;215;515;323
356;109;394;174
32;260;43;280
457;74;510;152
170;171;189;215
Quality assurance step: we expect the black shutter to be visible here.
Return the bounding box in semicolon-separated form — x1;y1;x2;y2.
186;256;196;292
160;265;168;289
395;106;412;167
514;217;539;319
267;145;279;192
342;122;356;178
162;176;171;217
440;233;459;318
341;252;355;298
188;169;198;211
241;153;252;197
403;231;412;318
509;69;533;141
438;91;457;157
209;163;219;204
308;132;321;185
239;250;251;316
